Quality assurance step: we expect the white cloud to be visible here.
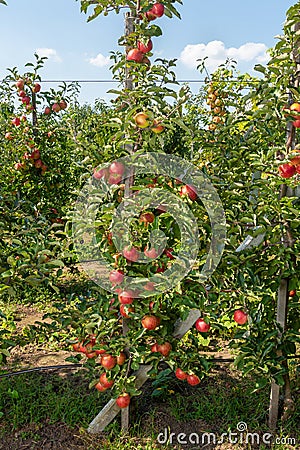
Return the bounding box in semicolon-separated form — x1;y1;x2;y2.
180;40;269;71
35;48;62;62
89;53;110;67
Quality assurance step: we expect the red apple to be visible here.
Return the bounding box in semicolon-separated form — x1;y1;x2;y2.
151;343;159;352
109;161;125;175
119;304;135;318
116;352;126;365
16;79;24;90
72;342;81;352
233;309;248;325
289;290;296;297
157;342;172;357
144;282;155;291
293;119;300;128
150;3;165;17
33;83;41;93
187;374;201;386
101;354;117;370
278;163;296;178
140;212;155;223
118;290;134;304
95;382;107;392
12;117;21;127
44;106;51;115
14;162;25;170
123;246;139;262
175;368;187;380
109;269;124;285
195;318;211;333
31;149;40;160
141;315;161;330
137;40;153;54
59;100;67;110
180;184;197;201
116;393;130;408
18;90;26;98
126;49;144;63
99;373;114;389
144;247;159;259
22;96;31;105
164;248;175;259
52;103;61;113
34;159;43;169
289;155;300;166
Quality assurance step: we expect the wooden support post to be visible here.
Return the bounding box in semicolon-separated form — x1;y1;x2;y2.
268;21;300;429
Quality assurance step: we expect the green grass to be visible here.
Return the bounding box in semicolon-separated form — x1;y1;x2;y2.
0;368;299;449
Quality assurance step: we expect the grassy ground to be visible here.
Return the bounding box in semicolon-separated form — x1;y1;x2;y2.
0;365;299;449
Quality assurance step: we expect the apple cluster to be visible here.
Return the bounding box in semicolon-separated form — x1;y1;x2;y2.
44;100;67;115
14;147;47;175
206;82;227;131
278;150;300;179
126;3;165;66
15;78;40;112
134;111;165;134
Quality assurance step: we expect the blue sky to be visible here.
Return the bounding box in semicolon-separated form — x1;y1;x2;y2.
0;0;296;104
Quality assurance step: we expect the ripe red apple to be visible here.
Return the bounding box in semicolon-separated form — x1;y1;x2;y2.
289;155;300;166
156;265;165;273
123;246;139;262
118;290;134;304
137;40;153;54
101;354;117;370
150;3;165;17
109;269;124;285
59;100;67;110
293;119;300;128
108;173;123;184
44;106;51;115
95;382;107;392
141;315;161;330
164;248;175;259
144;282;155;292
72;342;81;352
116;352;126;365
16;79;24;90
33;83;41;93
99;373;114;389
34;159;43;169
187;374;201;386
18;90;26;98
157;342;172;357
151;343;159;352
175;368;187;380
140;212;155;223
86;351;97;359
116;393;130;408
126;48;144;63
119;304;135;318
109;161;125;175
195;318;211;333
31;149;40;160
22;96;30;105
151;120;164;134
278;163;296;178
289;290;296;297
93;168;109;180
179;184;197;201
52;103;61;113
233;309;248;325
134;112;150;128
12;117;21;127
144;247;159;259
